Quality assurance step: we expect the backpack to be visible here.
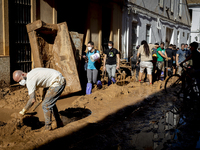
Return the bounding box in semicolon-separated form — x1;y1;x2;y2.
152;48;157;57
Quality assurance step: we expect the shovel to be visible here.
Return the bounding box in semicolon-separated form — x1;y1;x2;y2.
101;70;107;85
32;88;47;111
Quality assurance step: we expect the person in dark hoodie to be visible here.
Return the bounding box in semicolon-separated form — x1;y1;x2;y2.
130;45;140;81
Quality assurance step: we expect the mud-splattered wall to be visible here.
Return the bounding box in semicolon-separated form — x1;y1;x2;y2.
0;56;10;85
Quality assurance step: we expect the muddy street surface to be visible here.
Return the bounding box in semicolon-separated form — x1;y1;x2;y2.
69;92;200;150
0;79;200;150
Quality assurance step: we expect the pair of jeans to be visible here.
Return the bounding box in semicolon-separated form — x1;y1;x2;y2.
131;63;140;77
106;64;116;80
42;81;66;127
87;69;98;84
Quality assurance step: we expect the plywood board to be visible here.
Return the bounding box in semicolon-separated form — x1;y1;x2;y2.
69;32;84;68
52;22;81;95
26;20;81;96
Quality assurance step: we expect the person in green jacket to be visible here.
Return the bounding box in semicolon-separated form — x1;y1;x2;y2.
156;42;168;81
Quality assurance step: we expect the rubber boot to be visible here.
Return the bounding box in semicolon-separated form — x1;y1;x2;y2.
53;105;63;128
160;71;164;81
44;110;52;131
111;77;116;84
86;83;92;95
97;80;102;89
108;80;111;86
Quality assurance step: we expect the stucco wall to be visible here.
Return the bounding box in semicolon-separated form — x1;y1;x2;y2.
189;6;200;43
128;0;191;26
122;0;191;59
84;1;122;52
0;56;10;85
39;0;55;24
0;0;3;55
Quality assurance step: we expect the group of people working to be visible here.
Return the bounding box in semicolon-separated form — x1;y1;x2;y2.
12;40;120;131
83;41;120;95
12;40;200;132
131;41;199;84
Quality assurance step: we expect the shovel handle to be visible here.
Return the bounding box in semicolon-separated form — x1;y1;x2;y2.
32;99;42;111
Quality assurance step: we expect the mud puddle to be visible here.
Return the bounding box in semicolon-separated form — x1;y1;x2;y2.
69;95;200;150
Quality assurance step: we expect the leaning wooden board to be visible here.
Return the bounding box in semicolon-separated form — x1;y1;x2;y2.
26;20;81;96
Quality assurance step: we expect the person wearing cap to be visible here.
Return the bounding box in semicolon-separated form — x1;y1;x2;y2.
130;45;140;81
13;68;66;131
103;41;120;85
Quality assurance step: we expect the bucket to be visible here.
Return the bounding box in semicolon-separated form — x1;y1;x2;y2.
90;53;100;62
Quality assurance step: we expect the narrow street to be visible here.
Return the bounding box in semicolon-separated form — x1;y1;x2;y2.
68;91;200;150
35;81;200;150
0;79;200;150
0;0;199;150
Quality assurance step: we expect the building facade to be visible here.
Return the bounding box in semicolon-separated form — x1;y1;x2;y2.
187;0;200;44
122;0;191;60
0;0;124;85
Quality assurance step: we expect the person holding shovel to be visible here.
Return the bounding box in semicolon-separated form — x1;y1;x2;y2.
13;68;66;131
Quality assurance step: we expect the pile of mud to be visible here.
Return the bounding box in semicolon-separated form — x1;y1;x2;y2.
0;78;166;150
0;83;42;110
73;80;165;110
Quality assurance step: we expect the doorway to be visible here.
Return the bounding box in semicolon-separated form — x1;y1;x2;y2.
102;6;112;52
9;0;32;83
166;27;173;48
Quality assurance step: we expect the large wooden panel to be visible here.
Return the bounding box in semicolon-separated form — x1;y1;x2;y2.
69;31;84;69
26;20;81;96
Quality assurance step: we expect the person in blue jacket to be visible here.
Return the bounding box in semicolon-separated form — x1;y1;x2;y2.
83;41;101;95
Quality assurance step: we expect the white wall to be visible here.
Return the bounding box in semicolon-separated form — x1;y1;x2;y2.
189;6;200;43
121;0;191;59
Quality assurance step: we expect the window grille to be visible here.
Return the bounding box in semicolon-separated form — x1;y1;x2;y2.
9;0;31;77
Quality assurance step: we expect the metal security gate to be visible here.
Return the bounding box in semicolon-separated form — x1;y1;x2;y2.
9;0;31;83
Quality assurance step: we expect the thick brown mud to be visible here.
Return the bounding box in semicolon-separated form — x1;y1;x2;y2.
0;77;198;150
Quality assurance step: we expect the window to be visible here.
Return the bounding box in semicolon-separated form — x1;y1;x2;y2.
132;22;138;55
159;0;164;8
187;33;190;43
157;18;161;30
189;9;193;22
9;0;32;80
178;0;182;17
177;31;180;46
146;25;151;43
170;0;174;13
183;32;185;37
166;28;173;48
